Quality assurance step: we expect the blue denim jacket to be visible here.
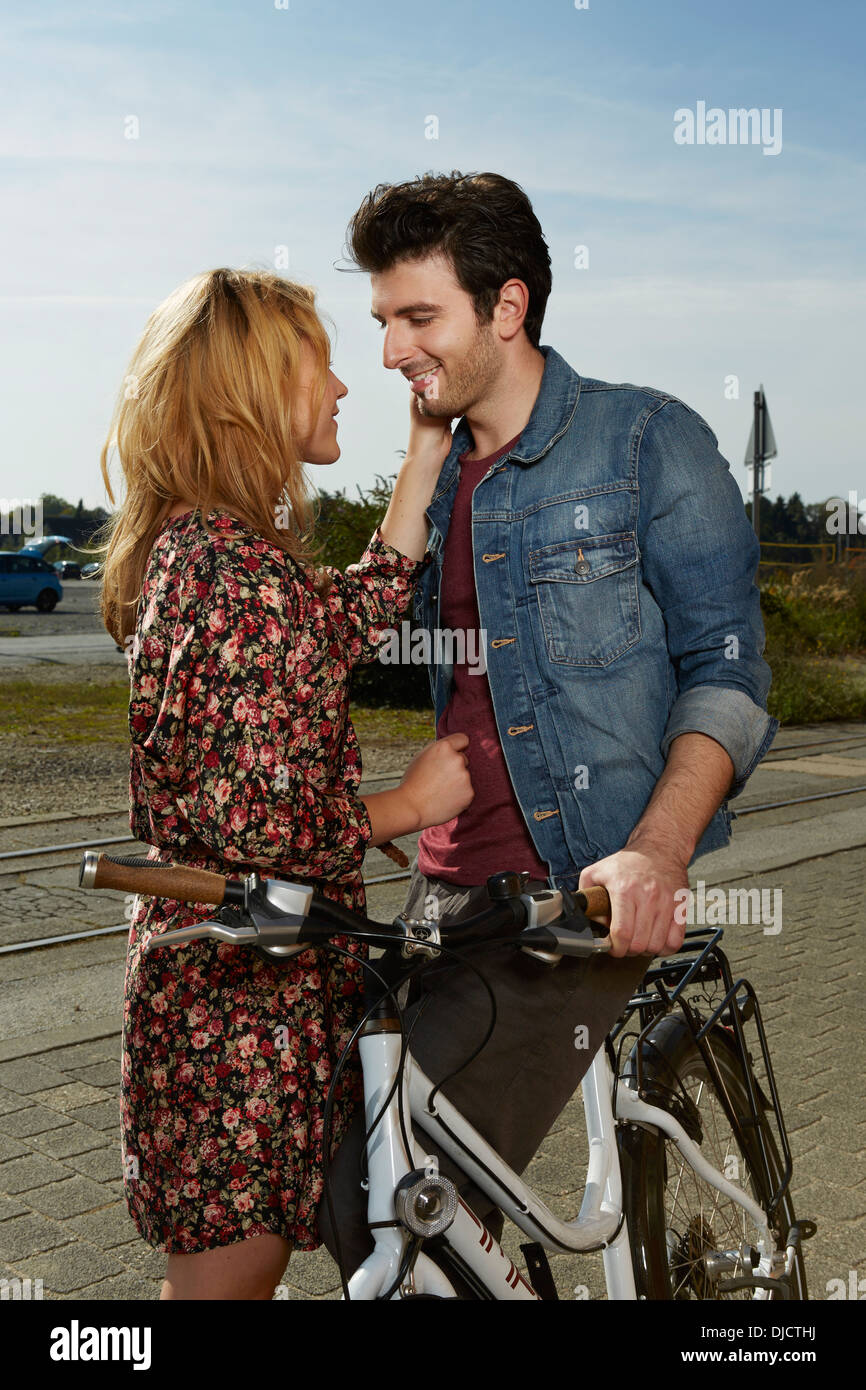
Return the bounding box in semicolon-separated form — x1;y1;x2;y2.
413;345;778;894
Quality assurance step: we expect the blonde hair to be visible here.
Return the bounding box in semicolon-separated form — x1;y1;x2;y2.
94;267;333;647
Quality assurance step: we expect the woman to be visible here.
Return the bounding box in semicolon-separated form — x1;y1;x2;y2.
96;267;473;1299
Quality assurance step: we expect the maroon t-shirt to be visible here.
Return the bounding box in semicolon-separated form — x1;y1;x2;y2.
417;433;551;886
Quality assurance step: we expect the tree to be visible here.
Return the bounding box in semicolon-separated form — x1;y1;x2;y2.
39;492;76;515
314;473;432;708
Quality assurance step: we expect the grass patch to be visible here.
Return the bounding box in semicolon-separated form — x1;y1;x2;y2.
349;705;435;743
0;672;435;747
0;675;130;743
8;562;866;743
766;654;866;725
761;566;866;724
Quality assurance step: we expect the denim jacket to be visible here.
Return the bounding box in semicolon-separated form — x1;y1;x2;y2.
413;345;778;894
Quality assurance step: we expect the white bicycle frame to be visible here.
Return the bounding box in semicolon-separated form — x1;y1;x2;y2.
347;1022;782;1301
110;858;791;1303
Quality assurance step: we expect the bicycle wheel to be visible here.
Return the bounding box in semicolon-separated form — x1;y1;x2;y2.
618;1013;807;1300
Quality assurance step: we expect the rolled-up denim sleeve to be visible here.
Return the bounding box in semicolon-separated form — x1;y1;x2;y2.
637;399;779;797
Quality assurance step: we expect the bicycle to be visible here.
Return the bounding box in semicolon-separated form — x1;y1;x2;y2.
79;850;814;1300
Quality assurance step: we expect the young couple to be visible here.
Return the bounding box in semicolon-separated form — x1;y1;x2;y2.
99;171;775;1299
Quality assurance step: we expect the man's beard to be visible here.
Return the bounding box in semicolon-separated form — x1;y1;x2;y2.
415;319;499;418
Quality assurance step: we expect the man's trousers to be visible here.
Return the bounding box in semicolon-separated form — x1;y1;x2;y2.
317;856;649;1276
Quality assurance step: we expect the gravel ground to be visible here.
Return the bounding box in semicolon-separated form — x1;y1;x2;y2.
0;662;423;819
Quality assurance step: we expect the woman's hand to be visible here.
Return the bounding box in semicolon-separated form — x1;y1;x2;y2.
399;732;474;830
379;397;454;561
405;391;454;473
360;733;474;846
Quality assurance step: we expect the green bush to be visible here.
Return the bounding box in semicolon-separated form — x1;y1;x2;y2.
315;474;433;709
761;566;866;723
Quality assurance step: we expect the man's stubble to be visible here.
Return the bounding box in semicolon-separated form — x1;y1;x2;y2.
415;316;501;422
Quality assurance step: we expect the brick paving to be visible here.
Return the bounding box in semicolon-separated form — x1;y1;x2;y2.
276;847;866;1300
0;1037;158;1299
0;844;862;1300
1;720;865;1299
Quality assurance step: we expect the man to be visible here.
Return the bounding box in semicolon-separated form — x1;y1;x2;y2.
318;171;777;1283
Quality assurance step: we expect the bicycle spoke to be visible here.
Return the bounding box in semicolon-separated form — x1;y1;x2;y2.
621;989;806;1303
662;1070;765;1299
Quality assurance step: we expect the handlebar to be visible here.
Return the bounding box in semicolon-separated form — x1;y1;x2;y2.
79;851;243;907
78;851;613;962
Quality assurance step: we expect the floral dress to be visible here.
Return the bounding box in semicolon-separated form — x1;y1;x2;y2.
121;507;429;1255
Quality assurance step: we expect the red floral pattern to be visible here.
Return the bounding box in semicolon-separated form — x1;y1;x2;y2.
121;508;428;1254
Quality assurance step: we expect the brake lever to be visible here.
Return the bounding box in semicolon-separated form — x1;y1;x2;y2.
517;887;611;964
143;916;259;954
520;922;611;963
143;874;316;961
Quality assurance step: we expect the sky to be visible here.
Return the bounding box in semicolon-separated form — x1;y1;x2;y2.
0;0;863;518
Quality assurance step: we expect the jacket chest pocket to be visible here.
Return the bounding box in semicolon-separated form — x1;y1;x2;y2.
528;532;640;667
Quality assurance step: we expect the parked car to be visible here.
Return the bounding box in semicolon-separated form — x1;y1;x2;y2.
80;562;102;580
0;552;62;611
54;560;82;580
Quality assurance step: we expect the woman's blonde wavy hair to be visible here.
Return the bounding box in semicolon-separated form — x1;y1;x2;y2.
94;267;333;647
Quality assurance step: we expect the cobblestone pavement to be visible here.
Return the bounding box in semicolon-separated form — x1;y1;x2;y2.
0;1036;165;1298
2;720;865;1299
0;842;862;1301
274;847;866;1301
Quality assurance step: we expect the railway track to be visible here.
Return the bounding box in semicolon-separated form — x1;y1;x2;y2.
0;864;415;957
4;729;866;862
764;733;866;759
3;734;865;957
0;771;407;866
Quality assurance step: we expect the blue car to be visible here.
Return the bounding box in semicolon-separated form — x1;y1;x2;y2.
0;552;63;611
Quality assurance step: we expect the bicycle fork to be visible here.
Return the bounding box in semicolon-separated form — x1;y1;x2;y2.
348;1025;539;1300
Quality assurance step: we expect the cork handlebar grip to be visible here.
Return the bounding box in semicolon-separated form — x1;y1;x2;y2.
575;885;611;919
79;852;227;906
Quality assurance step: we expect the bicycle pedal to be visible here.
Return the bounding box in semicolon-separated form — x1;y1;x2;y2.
519;1242;559;1301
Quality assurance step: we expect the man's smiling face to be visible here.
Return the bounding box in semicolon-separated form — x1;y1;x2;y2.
370;252;500;418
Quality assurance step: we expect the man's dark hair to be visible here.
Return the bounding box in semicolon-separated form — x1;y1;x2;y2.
346;171;552;348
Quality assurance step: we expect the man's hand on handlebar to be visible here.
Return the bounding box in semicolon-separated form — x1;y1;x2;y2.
577;845;688;960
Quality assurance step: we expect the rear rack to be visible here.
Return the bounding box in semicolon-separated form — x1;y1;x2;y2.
609;928;794;1223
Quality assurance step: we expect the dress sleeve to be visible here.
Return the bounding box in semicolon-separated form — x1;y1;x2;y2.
322;526;431;668
131;553;374;880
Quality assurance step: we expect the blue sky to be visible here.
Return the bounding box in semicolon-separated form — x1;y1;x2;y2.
0;0;863;516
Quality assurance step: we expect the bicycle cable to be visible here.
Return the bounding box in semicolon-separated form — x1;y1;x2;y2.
359;936;503;1185
314;930;513;1298
377;1235;424;1302
309;936;488;1299
305;896;588;1298
312;941;418;1301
